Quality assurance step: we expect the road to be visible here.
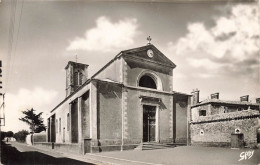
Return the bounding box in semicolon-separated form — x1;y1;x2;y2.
88;146;260;165
1;141;98;165
1;141;260;165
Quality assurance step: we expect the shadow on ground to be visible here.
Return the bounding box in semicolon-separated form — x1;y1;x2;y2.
1;142;94;165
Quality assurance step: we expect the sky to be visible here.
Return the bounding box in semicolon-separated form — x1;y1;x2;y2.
0;0;259;132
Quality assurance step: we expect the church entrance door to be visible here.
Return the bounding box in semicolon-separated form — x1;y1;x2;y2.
143;105;156;142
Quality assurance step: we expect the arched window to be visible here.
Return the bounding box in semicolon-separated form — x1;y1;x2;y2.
67;113;70;131
79;72;83;85
59;118;61;133
55;119;58;133
137;71;163;90
139;75;157;89
74;71;79;86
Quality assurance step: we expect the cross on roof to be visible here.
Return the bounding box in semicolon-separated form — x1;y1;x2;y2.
147;36;152;45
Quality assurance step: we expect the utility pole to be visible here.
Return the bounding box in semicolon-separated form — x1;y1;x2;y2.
0;60;3;147
0;93;5;126
0;93;5;156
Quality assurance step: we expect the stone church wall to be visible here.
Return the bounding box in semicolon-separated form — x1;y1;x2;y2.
123;88;142;144
124;88;173;144
92;81;122;152
81;91;90;139
174;101;188;143
95;59;122;82
54;103;70;143
124;60;173;92
49;83;91;144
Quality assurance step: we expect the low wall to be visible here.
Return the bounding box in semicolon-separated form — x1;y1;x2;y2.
90;139;139;153
34;139;139;154
33;132;47;143
190;117;259;148
34;142;81;154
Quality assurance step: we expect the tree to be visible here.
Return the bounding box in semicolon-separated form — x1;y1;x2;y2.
14;130;29;142
1;131;6;140
6;131;14;137
19;108;46;133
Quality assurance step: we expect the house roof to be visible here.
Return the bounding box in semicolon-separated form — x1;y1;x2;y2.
192;99;260;108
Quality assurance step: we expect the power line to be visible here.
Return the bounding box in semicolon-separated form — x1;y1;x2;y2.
9;0;24;89
5;0;18;93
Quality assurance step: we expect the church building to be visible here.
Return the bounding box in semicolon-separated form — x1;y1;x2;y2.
43;42;191;154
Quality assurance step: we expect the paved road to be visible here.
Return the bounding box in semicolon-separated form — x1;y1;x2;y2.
1;141;97;165
1;141;260;165
87;146;260;165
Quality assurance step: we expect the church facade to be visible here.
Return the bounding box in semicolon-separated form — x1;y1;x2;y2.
44;44;190;154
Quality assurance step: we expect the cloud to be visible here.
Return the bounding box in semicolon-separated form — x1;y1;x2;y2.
2;87;58;133
67;16;139;52
168;4;259;76
187;58;225;70
196;73;215;79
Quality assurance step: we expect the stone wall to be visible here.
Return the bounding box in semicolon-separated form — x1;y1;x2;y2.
191;103;259;121
190;110;260;147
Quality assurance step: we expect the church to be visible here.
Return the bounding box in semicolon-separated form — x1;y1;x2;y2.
43;41;191;154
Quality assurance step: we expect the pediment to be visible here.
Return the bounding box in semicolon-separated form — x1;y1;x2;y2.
121;44;176;68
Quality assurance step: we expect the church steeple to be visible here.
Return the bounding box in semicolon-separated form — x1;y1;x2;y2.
65;61;88;97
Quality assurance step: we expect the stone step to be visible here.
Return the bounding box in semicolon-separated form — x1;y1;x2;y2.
135;142;185;151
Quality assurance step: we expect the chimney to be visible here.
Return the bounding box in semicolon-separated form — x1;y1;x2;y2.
191;89;200;105
256;98;260;104
240;95;249;102
211;93;219;99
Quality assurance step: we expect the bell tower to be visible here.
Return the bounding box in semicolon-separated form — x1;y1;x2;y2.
65;61;88;97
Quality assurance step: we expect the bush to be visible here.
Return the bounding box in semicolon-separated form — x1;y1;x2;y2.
14;130;29;142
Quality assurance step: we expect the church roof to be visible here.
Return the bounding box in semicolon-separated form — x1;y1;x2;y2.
91;44;176;79
65;61;89;69
120;44;176;68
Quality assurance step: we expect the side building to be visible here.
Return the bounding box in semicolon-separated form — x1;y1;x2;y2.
190;90;260;148
40;44;191;154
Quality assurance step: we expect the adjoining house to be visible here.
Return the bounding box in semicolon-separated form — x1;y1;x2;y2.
190;90;260;148
39;43;191;154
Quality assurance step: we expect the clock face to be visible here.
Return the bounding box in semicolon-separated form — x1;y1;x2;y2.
147;49;154;58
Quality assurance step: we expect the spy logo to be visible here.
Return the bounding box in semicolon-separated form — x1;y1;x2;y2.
238;150;254;161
